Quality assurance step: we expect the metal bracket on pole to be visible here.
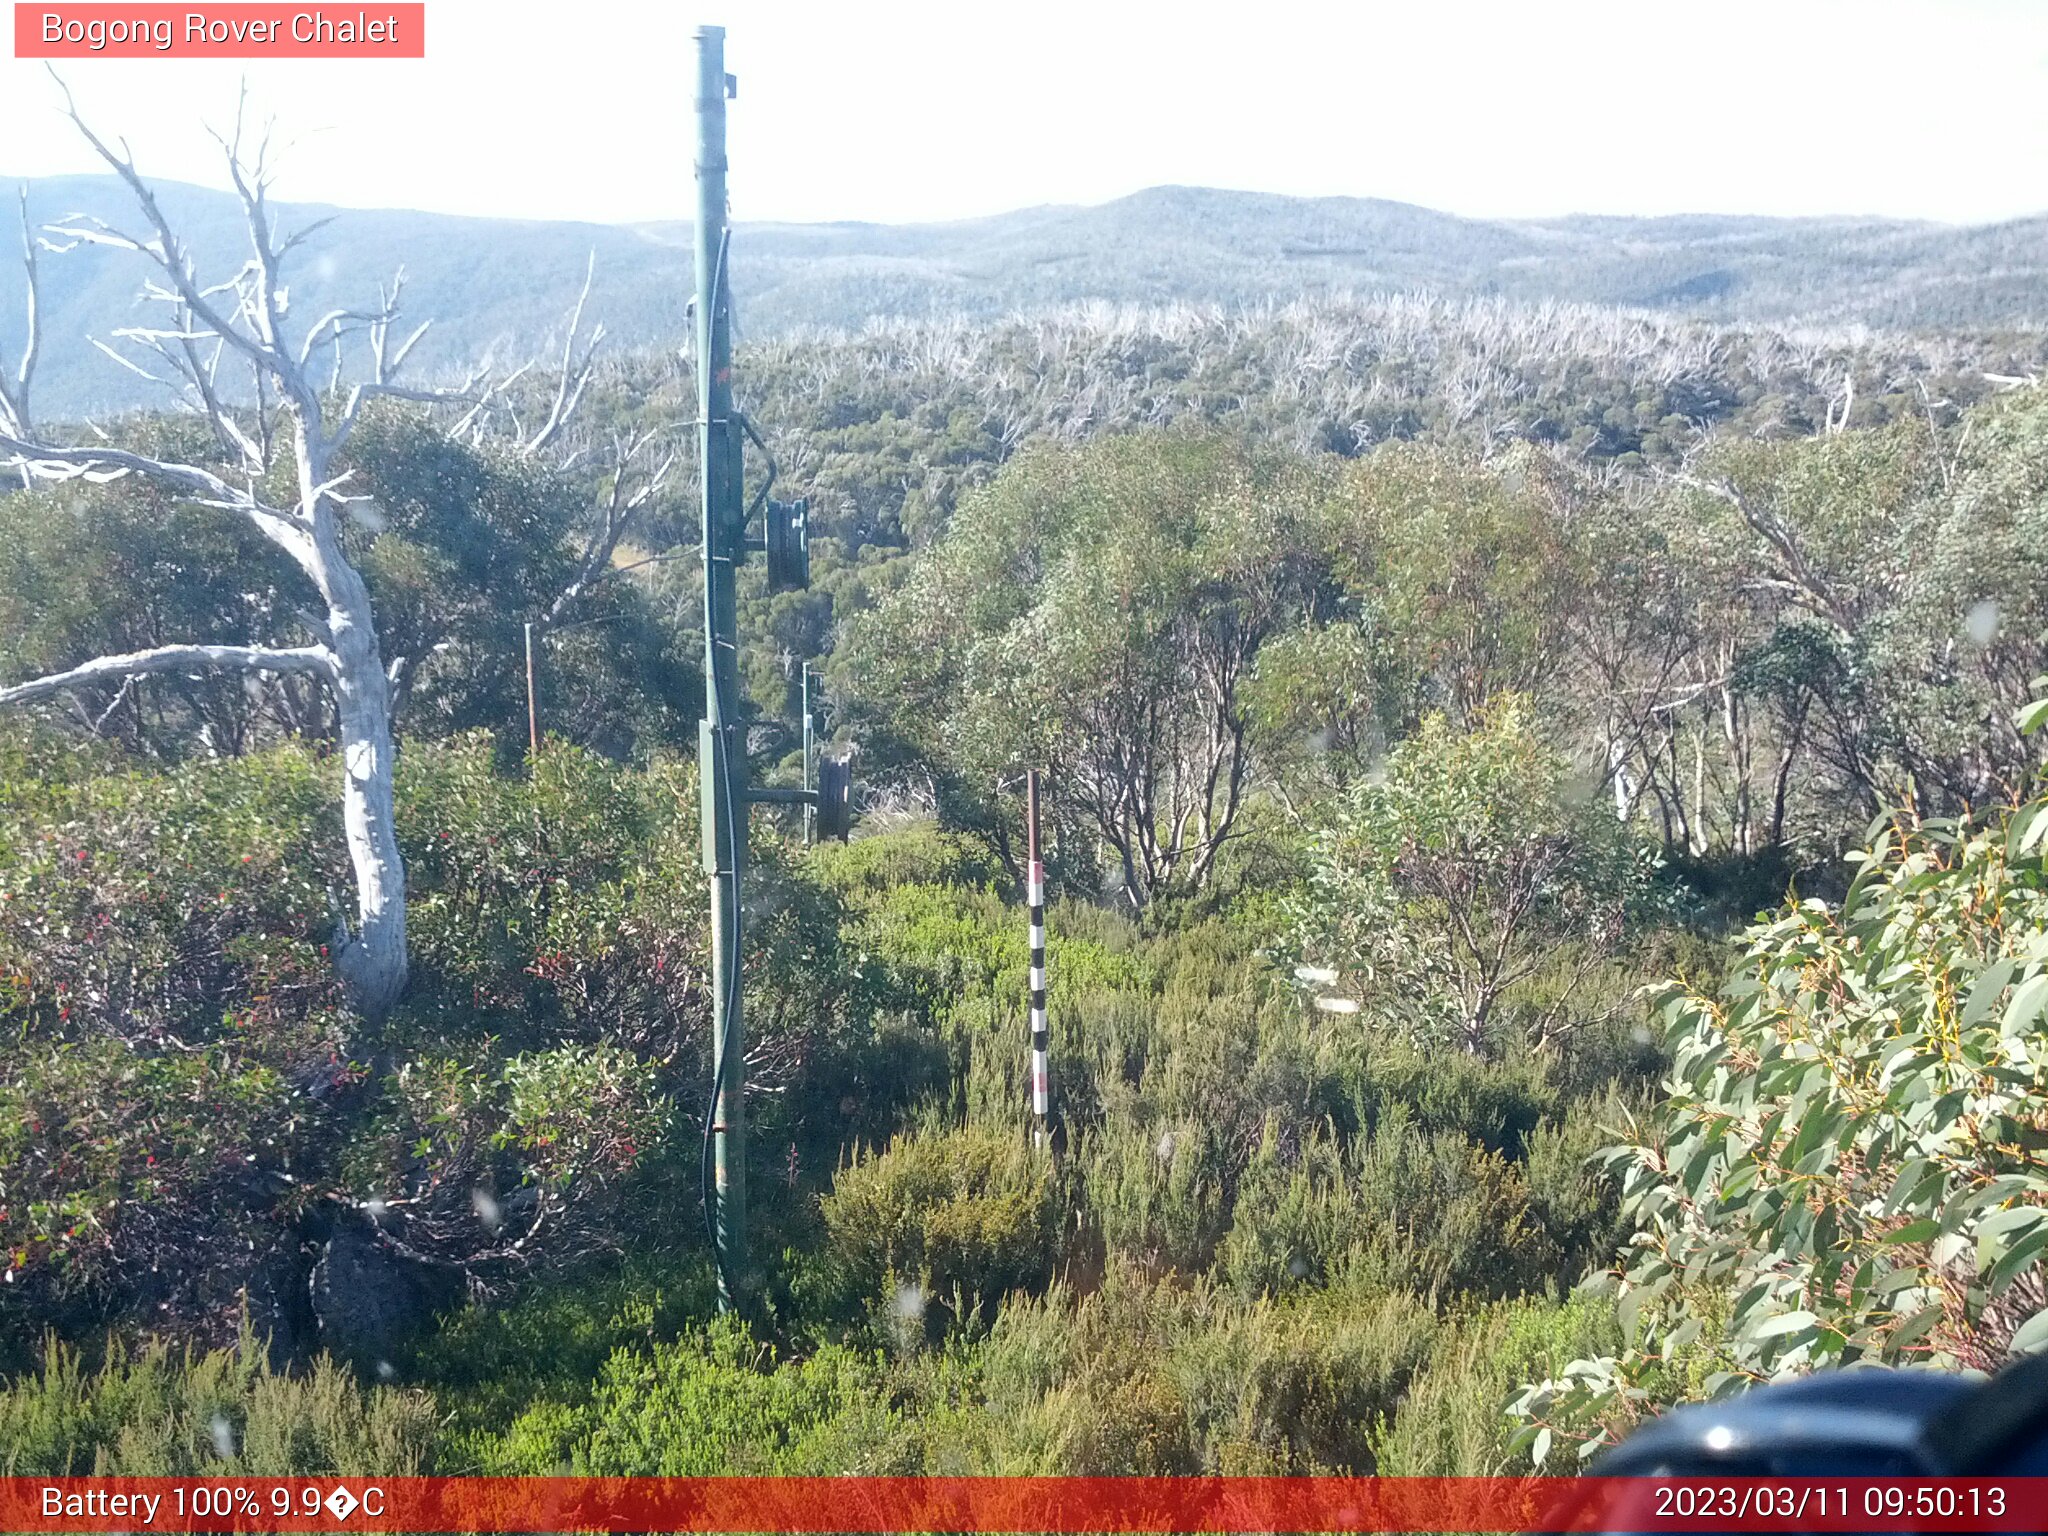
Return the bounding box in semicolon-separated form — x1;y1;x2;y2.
816;757;853;841
743;775;851;843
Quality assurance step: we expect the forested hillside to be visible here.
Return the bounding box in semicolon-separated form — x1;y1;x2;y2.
10;172;2048;415
8;153;2048;1482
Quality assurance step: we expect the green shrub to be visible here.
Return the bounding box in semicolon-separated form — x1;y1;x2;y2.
0;1335;436;1475
808;825;1005;904
1075;1114;1232;1277
1513;782;2048;1464
411;1253;716;1459
1218;1113;1557;1301
820;1127;1056;1332
964;1265;1437;1473
1167;1285;1441;1472
395;735;708;1054
1520;1105;1628;1283
0;733;738;1350
0;740;350;1346
486;1317;906;1475
839;872;1151;1037
1290;697;1654;1056
1336;1041;1559;1157
1372;1292;1620;1474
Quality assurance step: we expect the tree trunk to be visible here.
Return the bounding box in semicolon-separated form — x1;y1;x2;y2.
1768;704;1808;850
1463;994;1490;1057
1607;730;1637;822
1722;684;1753;858
315;518;408;1022
1691;728;1709;857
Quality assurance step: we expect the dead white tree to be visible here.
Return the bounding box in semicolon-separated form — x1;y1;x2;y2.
539;425;681;626
0;86;492;1023
447;264;682;644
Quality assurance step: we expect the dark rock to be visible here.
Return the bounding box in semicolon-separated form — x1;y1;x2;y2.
309;1210;461;1373
243;1235;318;1372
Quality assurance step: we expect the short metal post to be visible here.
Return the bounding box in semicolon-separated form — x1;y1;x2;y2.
524;621;538;756
802;667;816;848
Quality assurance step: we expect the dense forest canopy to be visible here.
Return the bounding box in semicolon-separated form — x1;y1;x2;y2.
7;157;2048;1480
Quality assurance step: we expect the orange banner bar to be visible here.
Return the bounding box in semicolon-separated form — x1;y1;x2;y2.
5;1476;2046;1533
13;4;424;57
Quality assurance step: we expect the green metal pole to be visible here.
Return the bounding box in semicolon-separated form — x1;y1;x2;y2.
694;23;746;1312
802;667;816;848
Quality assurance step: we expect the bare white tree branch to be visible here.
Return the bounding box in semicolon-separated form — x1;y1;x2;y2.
541;427;681;628
0;642;337;707
0;186;39;439
6;79;632;1019
0;75;427;1022
524;249;604;456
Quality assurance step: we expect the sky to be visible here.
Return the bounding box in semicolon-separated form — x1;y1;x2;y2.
2;0;2046;228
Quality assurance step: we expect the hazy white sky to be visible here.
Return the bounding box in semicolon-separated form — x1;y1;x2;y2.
2;0;2045;227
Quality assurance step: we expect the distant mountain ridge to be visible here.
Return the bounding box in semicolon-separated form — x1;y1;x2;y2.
4;176;2045;415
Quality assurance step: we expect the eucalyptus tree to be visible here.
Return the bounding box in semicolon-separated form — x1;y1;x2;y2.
1667;407;2048;837
1292;697;1649;1057
1324;444;1578;733
0;461;308;759
1512;715;2048;1465
1892;385;2048;801
847;431;1327;907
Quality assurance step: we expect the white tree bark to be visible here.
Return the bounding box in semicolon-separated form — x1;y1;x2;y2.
0;84;487;1022
539;426;678;631
0;643;337;705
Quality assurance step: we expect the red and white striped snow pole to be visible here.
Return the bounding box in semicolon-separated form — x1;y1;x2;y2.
1026;769;1050;1141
